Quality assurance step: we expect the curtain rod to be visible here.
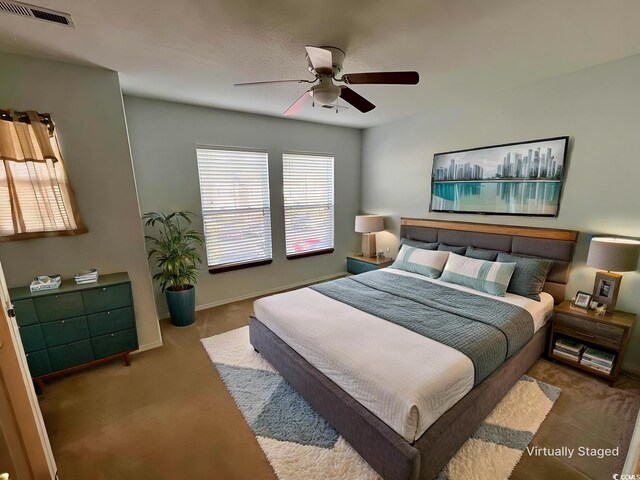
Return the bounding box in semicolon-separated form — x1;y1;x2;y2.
0;109;55;135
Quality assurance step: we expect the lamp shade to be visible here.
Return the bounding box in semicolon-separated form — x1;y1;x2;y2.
587;237;640;272
355;215;384;233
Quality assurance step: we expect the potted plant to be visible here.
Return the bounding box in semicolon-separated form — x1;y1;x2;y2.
143;211;204;327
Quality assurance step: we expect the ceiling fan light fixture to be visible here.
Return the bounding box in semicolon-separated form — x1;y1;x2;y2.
311;84;341;106
236;45;419;117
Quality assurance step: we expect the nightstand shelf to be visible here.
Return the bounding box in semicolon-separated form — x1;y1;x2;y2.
346;254;393;275
549;300;635;386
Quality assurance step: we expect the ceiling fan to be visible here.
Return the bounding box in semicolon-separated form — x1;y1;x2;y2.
234;46;419;116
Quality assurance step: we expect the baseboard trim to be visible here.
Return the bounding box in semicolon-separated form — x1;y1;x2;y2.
157;272;347;320
134;339;164;354
623;365;640;377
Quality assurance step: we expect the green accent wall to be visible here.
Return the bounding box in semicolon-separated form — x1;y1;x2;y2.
123;96;362;318
360;54;640;372
0;52;161;350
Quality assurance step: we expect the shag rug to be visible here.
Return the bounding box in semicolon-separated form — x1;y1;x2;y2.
201;327;561;480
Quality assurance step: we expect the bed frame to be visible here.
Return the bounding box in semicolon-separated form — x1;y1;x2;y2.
250;219;578;480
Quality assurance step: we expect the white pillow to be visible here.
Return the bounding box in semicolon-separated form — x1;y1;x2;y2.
391;245;450;278
440;253;516;296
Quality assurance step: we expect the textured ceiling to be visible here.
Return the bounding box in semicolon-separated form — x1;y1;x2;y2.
1;0;640;128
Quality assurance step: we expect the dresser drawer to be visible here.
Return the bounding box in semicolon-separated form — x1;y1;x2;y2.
554;313;624;349
25;350;52;377
48;339;94;372
347;258;378;275
13;299;39;326
91;328;137;359
19;324;46;353
82;284;131;314
41;316;90;348
87;306;135;337
34;292;84;322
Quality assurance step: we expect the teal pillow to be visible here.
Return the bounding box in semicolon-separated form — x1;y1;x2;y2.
465;246;499;261
496;252;553;301
391;245;450;278
400;238;439;250
438;243;467;255
440;253;516;297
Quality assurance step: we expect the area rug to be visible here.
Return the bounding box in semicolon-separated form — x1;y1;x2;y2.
201;327;561;480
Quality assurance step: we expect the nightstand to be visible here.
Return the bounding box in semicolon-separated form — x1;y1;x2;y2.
549;300;636;386
346;254;393;274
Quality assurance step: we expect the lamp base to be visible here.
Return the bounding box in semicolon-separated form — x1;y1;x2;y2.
592;271;622;313
361;233;377;258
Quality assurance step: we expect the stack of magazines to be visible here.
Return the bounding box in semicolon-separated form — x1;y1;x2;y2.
553;338;585;362
75;269;99;285
580;347;615;374
30;274;62;292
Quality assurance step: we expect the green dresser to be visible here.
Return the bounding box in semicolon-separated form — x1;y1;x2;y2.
9;272;138;383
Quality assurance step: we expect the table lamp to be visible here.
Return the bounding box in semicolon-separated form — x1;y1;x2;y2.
586;237;640;313
355;215;384;258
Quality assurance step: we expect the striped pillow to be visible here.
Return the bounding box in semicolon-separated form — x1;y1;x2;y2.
391;245;450;278
440;253;516;297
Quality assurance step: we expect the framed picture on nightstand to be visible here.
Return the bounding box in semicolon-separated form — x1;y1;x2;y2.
592;271;621;312
572;290;592;309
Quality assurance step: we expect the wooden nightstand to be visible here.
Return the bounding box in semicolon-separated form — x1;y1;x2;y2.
549;300;636;386
346;254;393;275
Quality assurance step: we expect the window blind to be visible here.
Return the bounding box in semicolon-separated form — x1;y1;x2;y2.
0;110;85;241
283;153;334;258
196;147;273;270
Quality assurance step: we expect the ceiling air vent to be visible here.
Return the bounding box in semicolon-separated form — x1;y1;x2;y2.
0;0;74;27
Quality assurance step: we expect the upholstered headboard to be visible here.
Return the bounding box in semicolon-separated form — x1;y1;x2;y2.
400;218;579;304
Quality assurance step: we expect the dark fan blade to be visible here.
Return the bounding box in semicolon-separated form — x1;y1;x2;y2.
339;87;375;113
235;79;313;87
305;46;333;75
341;71;419;85
283;91;311;116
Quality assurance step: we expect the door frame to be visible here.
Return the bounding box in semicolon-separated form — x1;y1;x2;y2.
0;262;56;479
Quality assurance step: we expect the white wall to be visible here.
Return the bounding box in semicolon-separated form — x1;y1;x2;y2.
361;54;640;372
123;96;362;317
0;52;161;350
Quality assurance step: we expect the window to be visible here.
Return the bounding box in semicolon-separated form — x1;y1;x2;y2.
283;153;334;258
0;110;85;241
196;147;272;272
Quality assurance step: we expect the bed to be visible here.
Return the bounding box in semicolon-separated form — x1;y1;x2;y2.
249;219;578;480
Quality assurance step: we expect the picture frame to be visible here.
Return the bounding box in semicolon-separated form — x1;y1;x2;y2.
429;136;569;217
592;271;621;313
572;290;593;309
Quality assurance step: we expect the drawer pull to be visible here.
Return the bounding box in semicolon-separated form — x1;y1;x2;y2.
102;288;107;291
61;320;65;324
111;334;115;337
107;311;111;315
578;333;596;339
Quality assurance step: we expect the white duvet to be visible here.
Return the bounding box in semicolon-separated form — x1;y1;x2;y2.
253;268;553;442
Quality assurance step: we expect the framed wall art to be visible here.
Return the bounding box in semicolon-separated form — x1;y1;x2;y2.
429;136;569;217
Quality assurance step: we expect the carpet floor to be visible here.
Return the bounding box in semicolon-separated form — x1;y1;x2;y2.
37;297;640;479
202;326;561;480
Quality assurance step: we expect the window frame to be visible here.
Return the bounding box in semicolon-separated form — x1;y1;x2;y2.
282;151;335;260
195;145;274;274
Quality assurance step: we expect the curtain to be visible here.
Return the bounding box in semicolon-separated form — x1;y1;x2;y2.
0;110;86;241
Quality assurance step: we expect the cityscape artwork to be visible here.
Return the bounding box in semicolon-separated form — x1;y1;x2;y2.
429;136;568;217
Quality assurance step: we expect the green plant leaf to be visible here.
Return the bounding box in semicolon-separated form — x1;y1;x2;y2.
142;210;205;291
